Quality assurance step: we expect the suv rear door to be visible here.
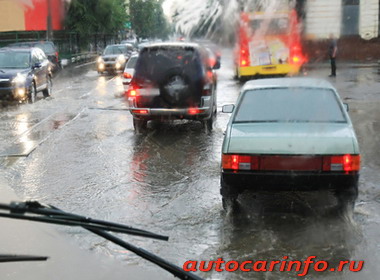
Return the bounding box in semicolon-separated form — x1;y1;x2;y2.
132;46;204;108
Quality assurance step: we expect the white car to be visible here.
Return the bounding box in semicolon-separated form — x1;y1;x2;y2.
122;53;138;91
221;78;360;210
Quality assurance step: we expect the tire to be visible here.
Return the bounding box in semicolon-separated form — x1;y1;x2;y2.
28;82;36;104
133;118;147;133
160;68;193;106
204;102;216;131
334;185;358;213
42;76;52;98
220;176;239;211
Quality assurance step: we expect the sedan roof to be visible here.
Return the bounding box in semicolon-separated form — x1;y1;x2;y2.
243;77;335;91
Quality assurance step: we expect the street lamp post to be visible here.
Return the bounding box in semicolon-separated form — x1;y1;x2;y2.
47;0;53;40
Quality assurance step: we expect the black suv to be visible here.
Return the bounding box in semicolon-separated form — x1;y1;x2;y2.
0;47;52;103
126;43;220;131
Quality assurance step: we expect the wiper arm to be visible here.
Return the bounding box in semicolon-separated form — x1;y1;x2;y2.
0;201;204;280
0;254;48;263
0;201;168;241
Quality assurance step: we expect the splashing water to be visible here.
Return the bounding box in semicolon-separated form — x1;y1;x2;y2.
165;0;298;43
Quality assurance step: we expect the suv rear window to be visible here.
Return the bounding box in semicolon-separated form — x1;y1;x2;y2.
133;47;202;85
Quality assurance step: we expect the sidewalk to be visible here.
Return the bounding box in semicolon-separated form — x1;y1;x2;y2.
304;61;380;69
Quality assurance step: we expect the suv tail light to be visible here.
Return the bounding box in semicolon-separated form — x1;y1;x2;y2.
55;51;59;63
126;84;140;97
323;154;360;172
188;108;205;115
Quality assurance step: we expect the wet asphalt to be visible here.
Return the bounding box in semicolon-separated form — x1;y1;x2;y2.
0;52;379;279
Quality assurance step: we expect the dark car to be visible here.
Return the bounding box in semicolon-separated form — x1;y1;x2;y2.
0;47;52;103
126;42;220;132
97;44;134;74
8;41;60;70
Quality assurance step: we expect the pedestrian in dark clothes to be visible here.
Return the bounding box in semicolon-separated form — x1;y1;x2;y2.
328;34;338;77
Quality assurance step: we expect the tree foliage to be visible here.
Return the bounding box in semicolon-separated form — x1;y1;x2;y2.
129;0;171;39
65;0;128;35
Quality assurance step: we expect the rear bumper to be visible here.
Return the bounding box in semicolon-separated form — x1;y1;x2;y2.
221;170;359;192
128;96;213;120
238;64;301;76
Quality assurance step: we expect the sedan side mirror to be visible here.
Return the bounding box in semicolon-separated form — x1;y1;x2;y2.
222;104;235;113
343;103;349;112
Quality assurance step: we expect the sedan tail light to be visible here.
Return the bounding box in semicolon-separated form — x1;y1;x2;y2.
123;72;132;79
222;154;360;172
323;154;360;172
222;154;259;170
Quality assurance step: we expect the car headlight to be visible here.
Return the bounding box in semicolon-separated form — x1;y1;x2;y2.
97;57;104;63
117;55;126;64
12;73;27;85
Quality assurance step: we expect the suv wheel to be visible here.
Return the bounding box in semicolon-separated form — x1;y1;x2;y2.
42;76;52;97
204;100;217;131
28;82;36;103
133;118;147;132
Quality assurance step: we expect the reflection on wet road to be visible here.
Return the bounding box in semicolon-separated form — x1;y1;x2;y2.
0;55;379;279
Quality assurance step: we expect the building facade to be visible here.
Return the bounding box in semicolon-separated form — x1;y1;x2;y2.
0;0;65;32
304;0;379;39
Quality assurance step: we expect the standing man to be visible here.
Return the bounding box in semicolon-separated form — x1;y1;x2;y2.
328;33;338;77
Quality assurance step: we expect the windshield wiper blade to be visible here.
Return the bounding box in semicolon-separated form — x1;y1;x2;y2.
0;254;48;263
0;201;204;280
0;201;168;241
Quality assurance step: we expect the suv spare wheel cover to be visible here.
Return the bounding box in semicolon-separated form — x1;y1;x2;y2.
160;68;193;106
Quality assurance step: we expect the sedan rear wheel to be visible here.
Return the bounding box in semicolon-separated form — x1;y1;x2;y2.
221;177;239;211
334;185;358;213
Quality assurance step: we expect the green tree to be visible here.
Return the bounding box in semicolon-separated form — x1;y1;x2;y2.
65;0;128;36
129;0;170;39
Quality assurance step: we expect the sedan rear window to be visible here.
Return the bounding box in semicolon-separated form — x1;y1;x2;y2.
234;87;347;123
126;56;138;68
35;43;55;53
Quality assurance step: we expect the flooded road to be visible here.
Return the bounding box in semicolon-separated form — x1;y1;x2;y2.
0;53;379;279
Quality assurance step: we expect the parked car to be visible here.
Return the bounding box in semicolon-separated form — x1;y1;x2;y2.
121;39;138;49
126;42;220;132
220;78;360;210
8;41;60;70
122;52;139;89
97;44;134;74
0;47;52;103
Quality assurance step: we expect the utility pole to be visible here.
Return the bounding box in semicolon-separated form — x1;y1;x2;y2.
47;0;53;40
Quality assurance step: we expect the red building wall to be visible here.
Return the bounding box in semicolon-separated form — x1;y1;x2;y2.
24;0;65;31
